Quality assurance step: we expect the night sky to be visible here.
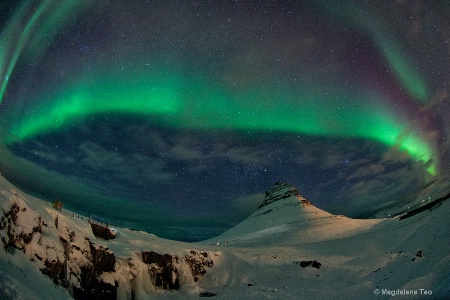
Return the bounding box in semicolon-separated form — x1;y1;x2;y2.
0;1;449;241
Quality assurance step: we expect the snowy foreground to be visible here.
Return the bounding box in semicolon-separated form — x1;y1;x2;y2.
1;177;449;299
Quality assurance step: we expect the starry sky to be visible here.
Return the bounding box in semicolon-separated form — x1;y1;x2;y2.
0;1;449;241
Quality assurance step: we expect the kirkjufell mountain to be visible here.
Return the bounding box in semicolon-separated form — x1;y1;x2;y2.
259;181;312;208
206;181;383;246
1;176;449;299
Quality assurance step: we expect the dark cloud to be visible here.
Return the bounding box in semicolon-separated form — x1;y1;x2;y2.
347;164;386;180
80;142;173;183
232;193;266;218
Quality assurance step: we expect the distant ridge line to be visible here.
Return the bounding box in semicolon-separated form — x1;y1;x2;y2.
399;192;450;220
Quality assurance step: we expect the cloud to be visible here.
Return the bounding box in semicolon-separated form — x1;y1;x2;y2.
0;142;178;235
0;142;115;206
224;146;273;165
25;141;77;165
231;193;265;217
79;141;174;184
169;144;206;161
347;164;386;180
341;159;429;216
163;135;277;167
294;150;318;166
290;140;365;170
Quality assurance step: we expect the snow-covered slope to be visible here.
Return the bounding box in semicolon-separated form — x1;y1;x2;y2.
375;177;450;218
205;182;382;246
196;182;450;299
1;176;449;299
0;174;215;299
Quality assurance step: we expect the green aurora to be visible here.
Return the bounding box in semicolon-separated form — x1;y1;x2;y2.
317;0;429;103
0;1;89;104
0;1;438;176
5;68;436;175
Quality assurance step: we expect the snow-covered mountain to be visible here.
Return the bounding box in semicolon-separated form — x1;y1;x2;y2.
205;181;383;246
375;177;450;218
1;177;449;299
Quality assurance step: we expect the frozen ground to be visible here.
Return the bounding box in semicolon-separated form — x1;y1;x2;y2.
1;175;449;299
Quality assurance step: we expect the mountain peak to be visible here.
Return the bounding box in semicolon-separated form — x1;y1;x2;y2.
206;181;332;244
258;181;311;209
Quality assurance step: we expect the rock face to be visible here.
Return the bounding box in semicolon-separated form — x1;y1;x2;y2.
295;260;322;269
140;250;214;290
90;222;116;240
141;250;181;290
185;250;214;282
0;199;118;299
0;196;213;299
72;242;117;299
259;182;311;209
0;202;44;252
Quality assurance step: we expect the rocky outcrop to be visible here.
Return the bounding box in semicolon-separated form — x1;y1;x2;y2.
412;249;424;261
90;222;116;240
259;182;311;209
72;242;117;299
185;250;214;282
294;260;322;269
41;259;67;287
141;250;181;290
0;197;214;299
140;250;214;290
0;199;118;299
0;202;44;251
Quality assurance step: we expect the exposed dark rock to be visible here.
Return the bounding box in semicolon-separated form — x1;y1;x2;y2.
41;259;67;287
416;250;424;258
259;182;311;209
312;260;322;269
71;242;117;299
412;249;425;261
0;201;117;300
296;260;322;269
141;250;180;290
1;204;21;251
1;200;213;298
89;242;116;274
140;250;214;290
399;191;450;220
199;291;218;297
3;203;19;225
89;222;116;240
299;261;312;268
73;278;117;300
20;219;42;244
0;235;6;250
0;203;43;251
185;250;214;282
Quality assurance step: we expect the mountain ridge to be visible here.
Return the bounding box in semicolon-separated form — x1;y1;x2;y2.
203;182;384;246
258;181;311;209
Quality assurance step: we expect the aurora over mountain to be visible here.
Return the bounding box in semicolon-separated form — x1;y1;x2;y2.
0;1;448;241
